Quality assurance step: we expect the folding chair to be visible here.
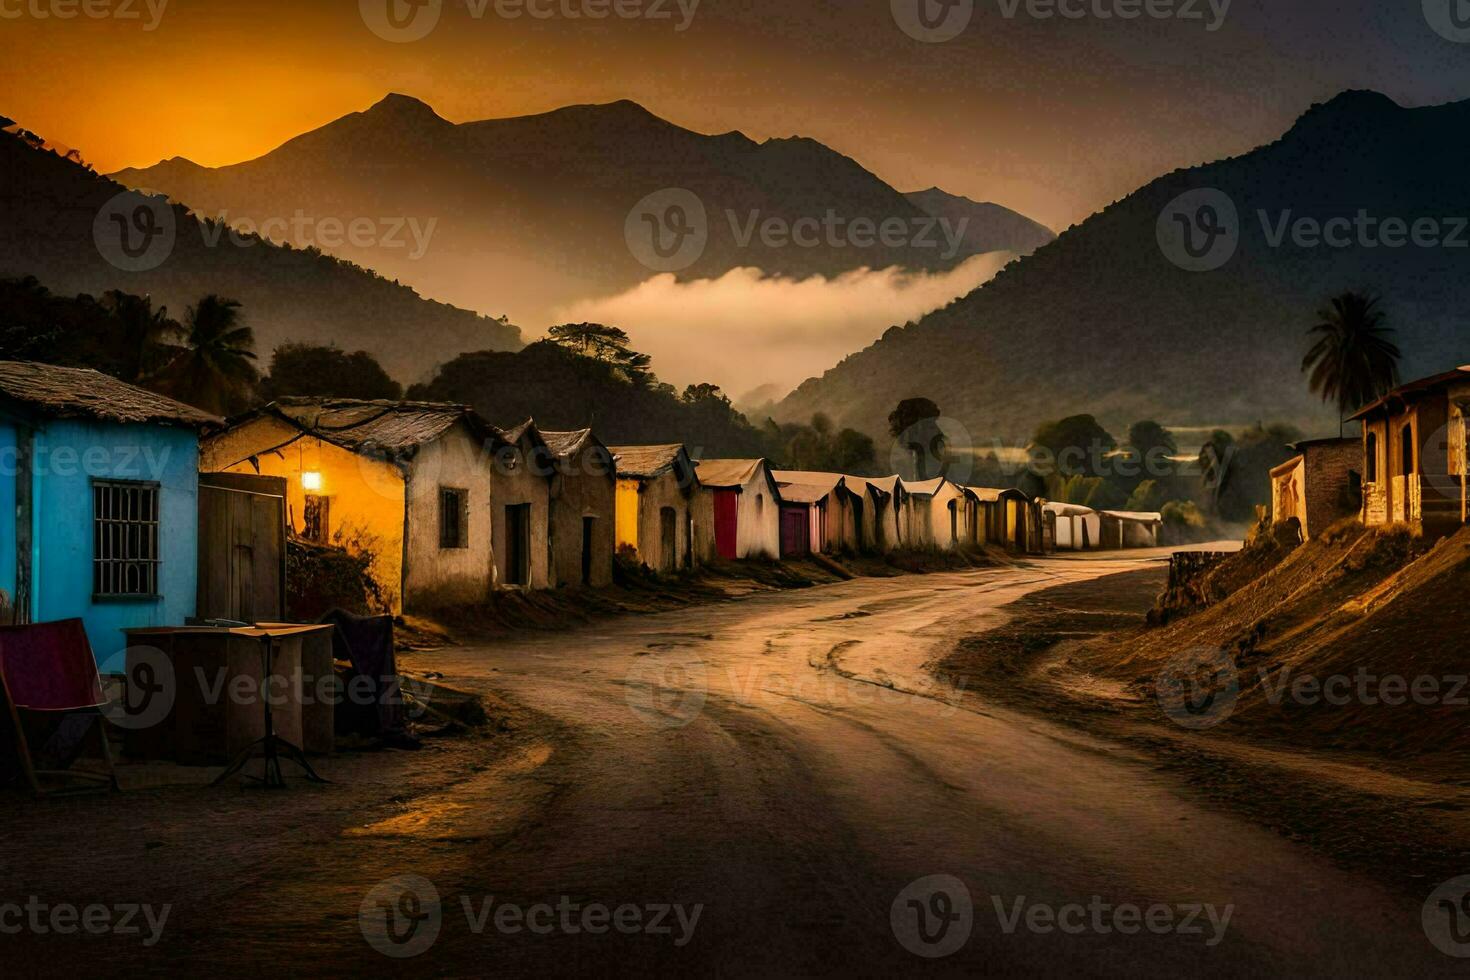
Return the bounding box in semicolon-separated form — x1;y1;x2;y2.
0;619;120;798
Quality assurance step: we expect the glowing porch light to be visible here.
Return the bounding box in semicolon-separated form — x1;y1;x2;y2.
302;471;323;491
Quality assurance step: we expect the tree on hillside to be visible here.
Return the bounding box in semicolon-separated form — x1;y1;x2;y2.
888;397;945;479
1301;291;1401;436
547;322;653;385
99;289;175;382
1030;414;1116;480
263;343;402;401
1123;420;1178;479
153;295;258;416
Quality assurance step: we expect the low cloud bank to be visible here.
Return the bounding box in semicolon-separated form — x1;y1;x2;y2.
553;253;1012;402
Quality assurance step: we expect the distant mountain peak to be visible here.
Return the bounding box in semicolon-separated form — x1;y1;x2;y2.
364;92;446;123
1285;89;1401;140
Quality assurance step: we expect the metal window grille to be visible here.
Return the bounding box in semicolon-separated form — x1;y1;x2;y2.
93;480;161;598
439;488;469;549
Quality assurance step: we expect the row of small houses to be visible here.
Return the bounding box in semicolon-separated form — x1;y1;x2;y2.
0;363;1164;664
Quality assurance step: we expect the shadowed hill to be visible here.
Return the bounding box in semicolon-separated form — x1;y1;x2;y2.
778;91;1470;443
0;124;521;382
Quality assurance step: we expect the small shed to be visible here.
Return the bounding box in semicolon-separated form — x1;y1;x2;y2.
901;478;970;551
539;427;617;588
693;458;782;560
1044;501;1100;551
845;476;902;552
611;445;702;573
772;471;849;553
0;361;220;663
1099;511;1164;549
489;420;554;590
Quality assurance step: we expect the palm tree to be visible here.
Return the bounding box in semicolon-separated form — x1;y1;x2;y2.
100;289;175;382
1301;292;1401;436
155;295;258;415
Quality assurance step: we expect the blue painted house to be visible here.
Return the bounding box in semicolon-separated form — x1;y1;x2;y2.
0;361;219;667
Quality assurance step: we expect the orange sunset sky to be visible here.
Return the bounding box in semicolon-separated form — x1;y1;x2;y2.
5;0;1467;230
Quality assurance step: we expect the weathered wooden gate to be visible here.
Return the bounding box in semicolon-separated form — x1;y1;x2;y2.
197;472;286;623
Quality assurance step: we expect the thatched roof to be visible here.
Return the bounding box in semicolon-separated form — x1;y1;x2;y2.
0;360;218;429
540;428;595;459
611;444;688;480
776;483;835;505
772;470;845;494
264;398;497;454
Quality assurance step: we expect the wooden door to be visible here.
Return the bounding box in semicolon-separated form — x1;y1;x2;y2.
659;507;678;572
780;506;810;558
197;473;286;623
713;490;739;560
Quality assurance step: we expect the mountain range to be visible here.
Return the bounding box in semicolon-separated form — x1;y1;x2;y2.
0;123;521;382
111;95;1055;333
777;91;1470;444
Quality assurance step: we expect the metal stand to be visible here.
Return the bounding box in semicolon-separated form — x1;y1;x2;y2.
213;636;326;788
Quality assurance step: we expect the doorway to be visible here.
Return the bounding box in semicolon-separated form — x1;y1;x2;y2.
505;503;531;586
582;517;595;586
659;507;678;573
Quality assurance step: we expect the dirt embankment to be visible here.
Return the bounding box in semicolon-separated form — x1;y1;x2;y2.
939;524;1470;891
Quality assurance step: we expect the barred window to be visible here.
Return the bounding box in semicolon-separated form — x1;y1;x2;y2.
93;480;160;598
439;487;469;549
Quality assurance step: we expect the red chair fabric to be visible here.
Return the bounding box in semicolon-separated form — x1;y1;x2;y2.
0;619;107;711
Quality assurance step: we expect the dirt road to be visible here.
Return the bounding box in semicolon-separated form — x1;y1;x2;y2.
4;554;1460;976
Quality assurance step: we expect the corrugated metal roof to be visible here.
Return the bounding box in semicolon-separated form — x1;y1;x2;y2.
0;360;219;429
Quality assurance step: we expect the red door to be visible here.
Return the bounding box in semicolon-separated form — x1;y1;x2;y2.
714;489;739;560
780;505;810;557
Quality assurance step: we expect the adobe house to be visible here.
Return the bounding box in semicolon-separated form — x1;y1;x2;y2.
968;487;1041;552
203;398;503;612
901;478;971;550
1044;501;1101;551
772;471;850;553
0;362;219;664
1269;437;1361;541
1350;366;1470;535
692;458;782;560
610;445;702;573
489;420;554;590
845;475;902;552
538;427;617;588
1098;510;1163;549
